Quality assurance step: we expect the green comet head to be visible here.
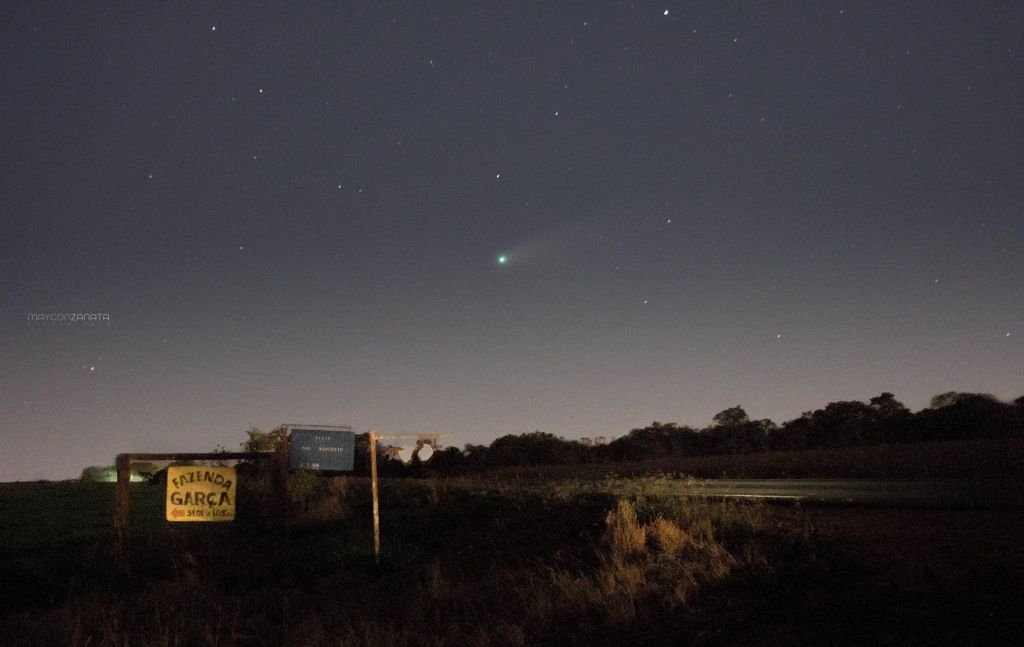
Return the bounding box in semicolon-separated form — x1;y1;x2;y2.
497;254;508;265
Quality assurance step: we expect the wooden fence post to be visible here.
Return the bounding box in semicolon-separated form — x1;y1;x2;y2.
274;427;290;532
113;453;132;574
370;430;381;565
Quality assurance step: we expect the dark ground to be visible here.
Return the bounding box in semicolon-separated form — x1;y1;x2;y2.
2;479;1022;645
692;505;1024;646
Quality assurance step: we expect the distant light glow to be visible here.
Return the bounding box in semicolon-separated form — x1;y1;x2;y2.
497;255;508;265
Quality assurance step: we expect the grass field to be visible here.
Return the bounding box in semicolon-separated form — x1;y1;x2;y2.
487;437;1024;480
2;465;1023;645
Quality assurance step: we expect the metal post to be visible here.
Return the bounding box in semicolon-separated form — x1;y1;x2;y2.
113;454;132;575
370;430;381;565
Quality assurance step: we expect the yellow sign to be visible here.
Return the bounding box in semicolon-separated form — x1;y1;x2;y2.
165;466;237;522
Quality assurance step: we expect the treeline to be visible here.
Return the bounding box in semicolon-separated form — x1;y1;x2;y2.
383;391;1024;475
80;391;1024;481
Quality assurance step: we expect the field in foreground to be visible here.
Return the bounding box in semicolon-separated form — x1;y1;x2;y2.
1;476;1022;645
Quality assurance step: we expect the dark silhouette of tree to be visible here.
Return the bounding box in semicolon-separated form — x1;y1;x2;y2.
914;392;1017;442
868;392;912;443
929;391;961;409
929;391;997;410
425;446;467;474
770;413;815;451
870;392;908;416
816;400;879;446
664;424;702;455
703;408;771;454
231;389;1023;478
771;398;887;449
712;406;749;427
461;443;491;471
486;431;583;466
606;422;697;460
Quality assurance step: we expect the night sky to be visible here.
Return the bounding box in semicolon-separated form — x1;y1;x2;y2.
3;2;1022;481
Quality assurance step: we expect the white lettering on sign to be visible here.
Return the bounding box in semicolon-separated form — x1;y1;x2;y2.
289;429;355;471
297;445;345;453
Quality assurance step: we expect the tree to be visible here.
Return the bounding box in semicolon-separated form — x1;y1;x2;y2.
241;425;280;452
460;443;491;471
916;392;1013;441
806;400;877;447
607;422;683;460
929;392;996;410
867;392;911;443
770;414;814;451
712;406;749;427
929;392;962;409
486;431;582;467
869;392;908;417
426;446;467;475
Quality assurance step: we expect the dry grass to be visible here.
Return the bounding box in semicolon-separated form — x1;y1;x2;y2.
551;499;740;625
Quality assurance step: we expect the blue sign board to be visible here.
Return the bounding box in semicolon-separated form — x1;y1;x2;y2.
289;429;355;471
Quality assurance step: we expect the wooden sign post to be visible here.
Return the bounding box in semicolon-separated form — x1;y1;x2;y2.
370;430;380;565
113;424;352;575
113;451;274;575
368;432;452;565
